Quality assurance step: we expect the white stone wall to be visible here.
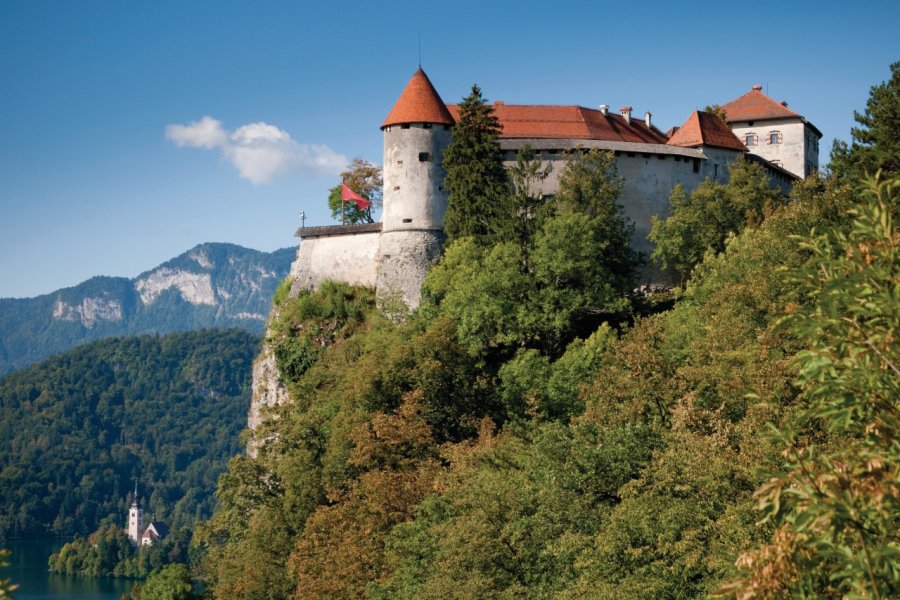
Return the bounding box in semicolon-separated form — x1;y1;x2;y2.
289;231;381;293
376;230;444;309
382;124;452;232
729;118;814;178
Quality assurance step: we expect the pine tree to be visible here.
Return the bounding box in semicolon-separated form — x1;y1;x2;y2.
830;61;900;181
442;85;510;244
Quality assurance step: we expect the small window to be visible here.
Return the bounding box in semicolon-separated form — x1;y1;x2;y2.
767;131;783;145
402;218;413;223
423;123;432;129
400;124;410;129
693;159;700;173
657;155;665;160
418;152;431;162
443;125;451;131
627;152;636;157
744;133;758;146
393;186;400;190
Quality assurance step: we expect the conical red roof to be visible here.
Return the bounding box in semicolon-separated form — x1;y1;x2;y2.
382;68;455;129
667;111;746;151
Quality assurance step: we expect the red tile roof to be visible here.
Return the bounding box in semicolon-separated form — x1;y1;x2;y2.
721;86;800;121
445;103;668;144
667;111;746;151
382;68;455;128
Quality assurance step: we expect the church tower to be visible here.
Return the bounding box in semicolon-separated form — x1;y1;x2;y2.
127;484;144;545
376;68;454;308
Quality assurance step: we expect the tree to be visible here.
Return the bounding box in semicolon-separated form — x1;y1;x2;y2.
830;62;900;181
552;148;639;288
140;564;196;600
503;143;552;256
327;158;382;224
442;85;510;244
649;158;783;279
716;176;900;599
0;549;17;599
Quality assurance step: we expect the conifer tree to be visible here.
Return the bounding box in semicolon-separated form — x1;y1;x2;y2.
442;85;510;244
830;61;900;181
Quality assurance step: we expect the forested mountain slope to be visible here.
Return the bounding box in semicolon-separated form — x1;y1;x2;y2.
0;328;259;539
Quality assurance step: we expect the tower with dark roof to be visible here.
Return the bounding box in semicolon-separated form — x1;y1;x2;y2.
375;68;454;308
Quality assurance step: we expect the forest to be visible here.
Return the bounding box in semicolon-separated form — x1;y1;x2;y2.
189;63;898;600
0;328;259;541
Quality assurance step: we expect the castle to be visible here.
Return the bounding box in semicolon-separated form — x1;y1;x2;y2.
125;486;168;547
287;68;820;307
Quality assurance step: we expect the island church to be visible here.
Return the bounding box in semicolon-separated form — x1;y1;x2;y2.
125;487;168;547
287;68;820;308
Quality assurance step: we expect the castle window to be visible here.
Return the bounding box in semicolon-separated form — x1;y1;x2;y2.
443;125;450;130
418;152;431;162
744;133;758;146
693;159;700;173
423;123;432;129
767;131;783;144
402;218;413;223
401;124;410;129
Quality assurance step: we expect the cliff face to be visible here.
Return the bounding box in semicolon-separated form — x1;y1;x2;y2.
246;245;301;455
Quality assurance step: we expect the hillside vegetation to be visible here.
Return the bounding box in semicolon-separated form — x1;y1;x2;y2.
0;329;259;540
194;64;899;599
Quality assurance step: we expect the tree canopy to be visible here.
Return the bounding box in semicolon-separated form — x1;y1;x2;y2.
441;85;510;244
830;61;900;181
327;158;383;224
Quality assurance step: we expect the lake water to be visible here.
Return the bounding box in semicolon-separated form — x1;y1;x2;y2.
3;539;133;600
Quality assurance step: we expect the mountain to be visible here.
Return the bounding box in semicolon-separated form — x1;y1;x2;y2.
0;328;259;539
0;243;295;375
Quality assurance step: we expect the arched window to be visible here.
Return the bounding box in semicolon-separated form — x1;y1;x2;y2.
767;131;783;144
744;133;758;146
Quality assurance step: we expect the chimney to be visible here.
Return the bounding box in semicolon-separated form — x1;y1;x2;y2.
599;104;609;116
752;84;763;91
620;106;632;124
645;111;652;128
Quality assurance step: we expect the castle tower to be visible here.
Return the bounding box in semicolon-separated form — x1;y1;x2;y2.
376;68;454;308
127;484;144;545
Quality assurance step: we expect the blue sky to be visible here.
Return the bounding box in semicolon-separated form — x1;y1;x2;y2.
1;0;897;298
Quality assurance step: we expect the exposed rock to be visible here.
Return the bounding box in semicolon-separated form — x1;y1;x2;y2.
136;269;216;306
52;297;123;328
247;335;288;457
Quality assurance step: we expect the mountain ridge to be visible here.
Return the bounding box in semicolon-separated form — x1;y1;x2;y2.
0;242;295;375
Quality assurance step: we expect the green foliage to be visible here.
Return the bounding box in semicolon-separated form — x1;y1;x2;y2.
830;62;900;181
718;176;900;599
0;329;257;539
140;564;197;600
0;549;17;599
442;85;510;244
502;143;553;254
425;149;637;357
326;157;382;224
649;158;784;278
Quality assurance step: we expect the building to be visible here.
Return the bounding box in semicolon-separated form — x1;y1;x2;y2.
721;85;822;178
124;486;168;547
288;68;816;306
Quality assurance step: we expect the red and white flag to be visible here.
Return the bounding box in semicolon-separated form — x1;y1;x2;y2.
341;183;370;210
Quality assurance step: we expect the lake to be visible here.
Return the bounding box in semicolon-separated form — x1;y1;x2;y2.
2;539;133;600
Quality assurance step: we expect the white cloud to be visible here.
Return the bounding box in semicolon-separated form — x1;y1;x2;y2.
165;116;347;184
